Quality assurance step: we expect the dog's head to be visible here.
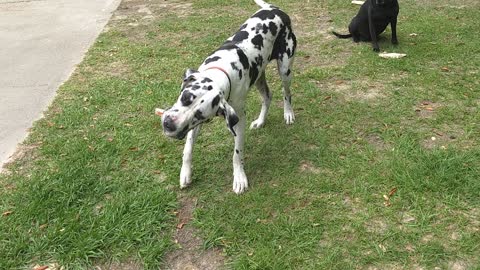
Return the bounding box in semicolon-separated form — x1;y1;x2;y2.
375;0;395;6
159;69;239;140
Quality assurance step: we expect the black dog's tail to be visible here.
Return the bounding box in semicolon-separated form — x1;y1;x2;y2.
332;31;352;39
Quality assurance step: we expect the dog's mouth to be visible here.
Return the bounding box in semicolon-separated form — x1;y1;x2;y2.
164;125;190;140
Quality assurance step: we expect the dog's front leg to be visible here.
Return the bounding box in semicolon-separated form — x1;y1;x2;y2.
391;17;398;45
180;125;201;189
232;108;248;194
368;7;380;52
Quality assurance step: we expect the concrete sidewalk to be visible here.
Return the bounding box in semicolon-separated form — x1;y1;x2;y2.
0;0;121;170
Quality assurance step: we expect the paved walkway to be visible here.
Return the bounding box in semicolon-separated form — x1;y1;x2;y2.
0;0;121;169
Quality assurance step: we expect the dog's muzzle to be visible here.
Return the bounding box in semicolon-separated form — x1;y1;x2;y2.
161;113;190;140
163;115;177;133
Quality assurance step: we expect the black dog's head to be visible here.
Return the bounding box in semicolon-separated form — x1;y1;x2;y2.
375;0;396;6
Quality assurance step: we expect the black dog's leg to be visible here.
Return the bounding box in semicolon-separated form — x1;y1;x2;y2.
368;7;380;52
391;17;398;45
352;33;361;43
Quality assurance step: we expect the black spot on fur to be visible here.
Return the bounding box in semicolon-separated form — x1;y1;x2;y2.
268;9;296;61
249;62;259;86
286;69;291;76
248;55;264;86
236;149;240;154
205;56;221;65
251;35;264;50
181;91;196;106
194;110;206;120
211;95;220;108
232;31;249;42
228;114;239;135
231;62;243;79
217;41;237;51
191;84;201;90
201;78;213;83
262;24;269;34
269;21;278;36
208;85;213;90
237;49;249;70
285;96;292;104
253;10;276;20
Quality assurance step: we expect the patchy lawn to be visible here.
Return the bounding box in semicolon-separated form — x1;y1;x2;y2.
1;0;479;269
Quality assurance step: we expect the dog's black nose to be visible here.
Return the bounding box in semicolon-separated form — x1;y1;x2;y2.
163;116;177;132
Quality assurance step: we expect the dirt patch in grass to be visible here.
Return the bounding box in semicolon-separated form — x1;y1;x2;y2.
416;0;479;8
420;124;473;150
365;218;388;234
113;0;193;21
290;3;352;71
164;196;225;270
365;133;391;151
107;0;193;41
414;100;441;119
1;143;41;175
343;195;366;215
447;260;470;270
299;160;322;174
315;79;387;102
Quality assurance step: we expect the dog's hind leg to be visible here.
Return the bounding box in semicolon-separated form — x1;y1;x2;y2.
277;54;295;125
180;125;201;188
368;7;380;51
250;72;272;129
391;17;398;45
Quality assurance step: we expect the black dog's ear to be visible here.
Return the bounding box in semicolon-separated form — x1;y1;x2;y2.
218;100;239;136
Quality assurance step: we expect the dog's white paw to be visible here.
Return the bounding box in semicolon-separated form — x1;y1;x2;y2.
233;170;248;194
284;110;295;125
250;119;265;129
180;167;192;189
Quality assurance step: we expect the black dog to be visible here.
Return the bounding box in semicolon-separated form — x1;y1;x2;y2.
332;0;399;52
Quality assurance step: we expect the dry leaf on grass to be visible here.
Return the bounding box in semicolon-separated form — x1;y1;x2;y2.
2;211;13;217
388;187;398;197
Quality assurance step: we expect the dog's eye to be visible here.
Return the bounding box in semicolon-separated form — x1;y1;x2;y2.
181;91;196;106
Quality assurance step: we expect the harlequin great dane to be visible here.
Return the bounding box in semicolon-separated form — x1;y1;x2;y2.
156;0;297;194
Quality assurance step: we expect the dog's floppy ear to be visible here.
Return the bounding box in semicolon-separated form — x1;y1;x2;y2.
183;68;198;82
217;100;239;136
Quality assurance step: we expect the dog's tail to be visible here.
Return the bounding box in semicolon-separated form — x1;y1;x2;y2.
332;31;353;39
254;0;272;8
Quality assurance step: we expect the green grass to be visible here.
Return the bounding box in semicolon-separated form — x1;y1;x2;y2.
1;0;479;269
